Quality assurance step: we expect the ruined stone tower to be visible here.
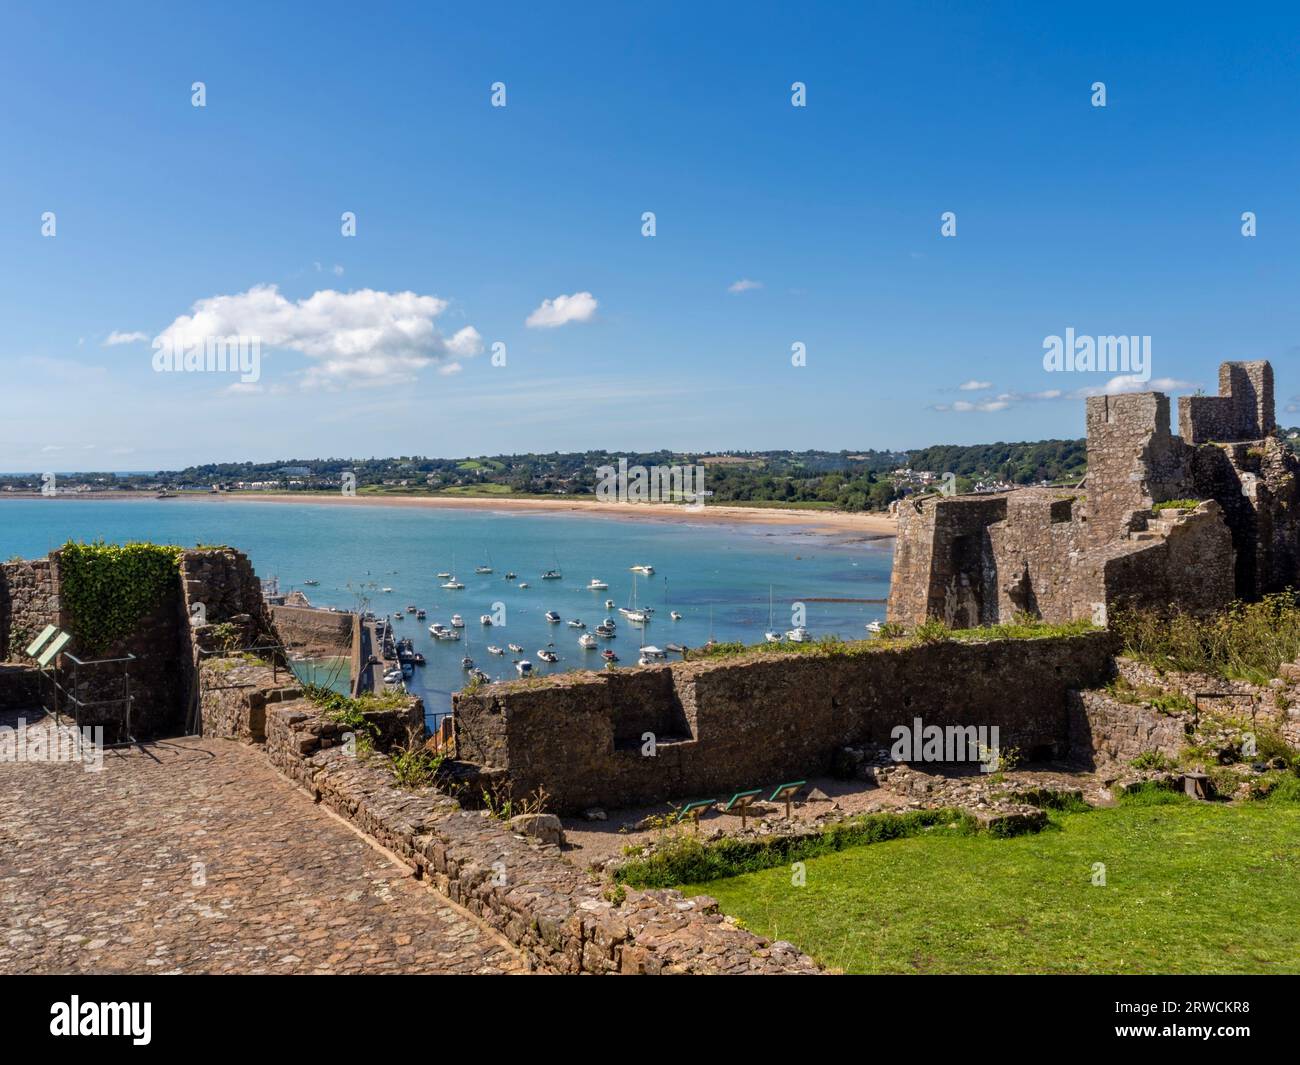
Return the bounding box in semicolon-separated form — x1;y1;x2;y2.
887;360;1298;629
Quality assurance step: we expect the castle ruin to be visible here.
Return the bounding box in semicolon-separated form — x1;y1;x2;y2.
888;361;1300;628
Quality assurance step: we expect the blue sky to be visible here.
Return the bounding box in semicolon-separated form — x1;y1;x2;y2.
2;1;1299;470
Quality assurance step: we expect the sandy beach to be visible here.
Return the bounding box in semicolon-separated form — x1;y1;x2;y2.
7;491;897;538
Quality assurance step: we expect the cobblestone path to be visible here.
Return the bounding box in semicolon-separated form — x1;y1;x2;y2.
0;723;524;974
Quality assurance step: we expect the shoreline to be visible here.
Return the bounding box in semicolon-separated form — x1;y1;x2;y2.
2;491;897;538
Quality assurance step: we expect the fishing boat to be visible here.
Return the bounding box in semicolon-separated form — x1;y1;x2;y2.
764;585;784;644
786;626;812;643
586;578;608;590
545;610;562;623
601;649;619;662
487;645;505;656
537;649;558;663
578;633;598;649
480;614;494;626
567;619;585;629
450;615;465;627
508;643;525;653
515;660;533;676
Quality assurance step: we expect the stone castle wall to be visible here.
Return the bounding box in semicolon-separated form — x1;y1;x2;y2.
889;360;1298;629
454;632;1116;815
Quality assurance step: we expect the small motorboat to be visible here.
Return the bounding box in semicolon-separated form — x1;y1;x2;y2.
471;668;491;683
568;619;585;629
480;615;494;626
604;598;615;609
764;631;784;644
412;653;426;665
416;609;426;620
519;582;530;589
461;656;474;670
665;643;686;654
475;565;493;574
595;623;616;638
630;564;654;575
785;626;812;643
578;633;598;649
587;578;608;590
450;615;465;628
670;611;682;621
487;645;505;656
442;579;465;590
515;660;532;676
505;571;517;580
545;610;562;623
436;571;451;579
303;578;320;586
382;587;393;593
537;649;558;663
640;645;667;659
508;643;524;653
601;649;618;662
542;570;562;580
406;605;417;613
866;620;883;634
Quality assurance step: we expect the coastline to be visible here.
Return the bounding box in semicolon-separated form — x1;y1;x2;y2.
2;491;897;539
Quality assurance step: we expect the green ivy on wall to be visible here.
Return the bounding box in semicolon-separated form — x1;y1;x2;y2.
59;540;182;655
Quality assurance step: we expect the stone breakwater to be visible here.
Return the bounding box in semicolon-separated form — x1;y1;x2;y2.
259;695;819;975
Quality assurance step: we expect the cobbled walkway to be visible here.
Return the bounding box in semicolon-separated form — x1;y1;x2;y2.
0;719;524;974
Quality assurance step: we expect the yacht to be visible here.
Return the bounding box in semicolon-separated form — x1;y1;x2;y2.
640;645;667;659
764;585;784;644
618;572;653;623
630;564;654;575
508;643;525;653
303;579;320;586
536;649;559;663
567;619;585;629
586;578;608;590
545;610;562;623
866;620;883;634
578;633;598;649
595;623;616;638
541;569;562;580
442;578;465;590
515;659;533;676
785;626;812;643
461;655;474;670
475;550;494;574
480;614;494;626
487;645;505;656
450;615;465;627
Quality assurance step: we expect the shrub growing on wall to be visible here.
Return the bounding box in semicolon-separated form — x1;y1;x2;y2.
59;540;182;655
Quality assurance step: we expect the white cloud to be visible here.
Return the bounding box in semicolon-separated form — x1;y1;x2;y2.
958;379;992;391
1072;375;1197;398
525;291;598;329
104;331;149;346
934;397;1012;413
727;279;763;293
154;284;482;389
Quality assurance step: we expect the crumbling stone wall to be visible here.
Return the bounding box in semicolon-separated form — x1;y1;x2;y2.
454;632;1117;815
888;361;1297;629
0;558;57;662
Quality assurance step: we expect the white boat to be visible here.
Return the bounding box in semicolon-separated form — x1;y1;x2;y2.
578;633;598;649
508;643;525;653
480;614;494;626
587;578;608;590
442;579;464;590
435;572;451;579
630;564;654;575
475;552;493;575
618;572;653;623
604;598;615;609
568;619;585;629
381;587;393;593
545;610;562;623
541;570;562;580
865;620;883;634
640;645;667;659
515;660;532;676
303;579;319;586
487;645;505;656
785;626;812;643
450;615;464;627
764;585;784;644
429;623;447;636
537;649;558;663
519;582;530;589
671;611;682;621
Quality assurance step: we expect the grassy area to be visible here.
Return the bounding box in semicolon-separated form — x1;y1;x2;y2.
678;801;1300;973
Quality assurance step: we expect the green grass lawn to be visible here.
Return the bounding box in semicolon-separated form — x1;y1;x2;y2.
679;801;1300;974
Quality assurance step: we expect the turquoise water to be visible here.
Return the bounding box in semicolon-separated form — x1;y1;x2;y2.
0;499;893;718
